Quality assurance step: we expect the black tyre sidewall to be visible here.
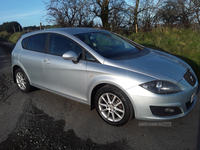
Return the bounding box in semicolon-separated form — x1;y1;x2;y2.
95;86;133;126
15;68;31;93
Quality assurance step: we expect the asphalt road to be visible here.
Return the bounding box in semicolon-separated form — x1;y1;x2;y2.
0;40;200;150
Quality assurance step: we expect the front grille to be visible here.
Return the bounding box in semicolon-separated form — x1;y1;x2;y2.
184;70;196;86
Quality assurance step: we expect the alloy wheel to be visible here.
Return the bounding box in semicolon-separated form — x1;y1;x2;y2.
98;93;125;122
16;72;26;90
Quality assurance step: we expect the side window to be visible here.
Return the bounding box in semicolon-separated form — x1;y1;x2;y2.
85;51;96;62
49;34;82;56
26;33;47;52
22;37;29;49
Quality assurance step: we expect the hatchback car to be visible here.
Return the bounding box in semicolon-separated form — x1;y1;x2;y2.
11;28;199;126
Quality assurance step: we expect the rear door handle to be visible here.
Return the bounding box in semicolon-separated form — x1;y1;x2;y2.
44;59;50;64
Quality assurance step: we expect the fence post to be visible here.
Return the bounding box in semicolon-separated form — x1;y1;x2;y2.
135;24;138;33
40;22;42;30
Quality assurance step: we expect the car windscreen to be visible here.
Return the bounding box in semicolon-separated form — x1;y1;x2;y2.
75;31;140;59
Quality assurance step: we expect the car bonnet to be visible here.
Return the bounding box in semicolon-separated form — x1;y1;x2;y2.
105;49;189;81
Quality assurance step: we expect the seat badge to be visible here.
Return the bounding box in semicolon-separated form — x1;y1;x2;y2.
190;76;194;81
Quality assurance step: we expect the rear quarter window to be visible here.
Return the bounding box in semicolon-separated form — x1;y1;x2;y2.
22;37;29;49
26;33;47;52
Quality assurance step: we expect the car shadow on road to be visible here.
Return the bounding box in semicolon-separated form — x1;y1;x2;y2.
30;87;40;92
0;43;13;71
0;99;125;150
196;92;200;150
197;112;200;150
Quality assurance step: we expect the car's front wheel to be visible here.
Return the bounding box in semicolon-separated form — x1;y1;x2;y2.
95;85;134;126
15;68;32;93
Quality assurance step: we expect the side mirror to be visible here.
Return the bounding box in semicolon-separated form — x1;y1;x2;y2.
62;51;78;63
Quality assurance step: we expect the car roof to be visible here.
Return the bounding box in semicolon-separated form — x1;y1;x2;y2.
21;27;108;39
46;27;107;35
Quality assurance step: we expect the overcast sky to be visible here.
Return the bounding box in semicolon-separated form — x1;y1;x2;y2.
0;0;48;27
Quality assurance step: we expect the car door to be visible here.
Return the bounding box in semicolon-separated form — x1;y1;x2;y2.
20;33;48;88
43;33;88;102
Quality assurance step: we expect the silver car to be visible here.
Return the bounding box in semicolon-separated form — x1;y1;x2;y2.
11;28;199;126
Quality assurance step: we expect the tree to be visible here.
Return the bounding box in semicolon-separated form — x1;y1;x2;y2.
156;0;194;27
23;25;40;31
109;1;131;30
184;0;200;24
90;0;126;30
92;0;110;29
176;0;194;25
0;22;22;33
45;0;129;29
156;0;179;24
45;0;94;27
133;0;139;29
140;0;162;29
126;0;162;31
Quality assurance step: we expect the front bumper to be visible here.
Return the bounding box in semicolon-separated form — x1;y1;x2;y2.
126;81;198;121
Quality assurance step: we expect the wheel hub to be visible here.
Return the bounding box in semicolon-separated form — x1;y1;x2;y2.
108;104;114;112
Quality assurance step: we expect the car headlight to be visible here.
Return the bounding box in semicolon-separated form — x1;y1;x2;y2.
139;80;182;94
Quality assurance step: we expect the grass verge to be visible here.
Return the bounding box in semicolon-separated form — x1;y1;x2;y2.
8;32;23;43
0;31;23;43
0;31;11;41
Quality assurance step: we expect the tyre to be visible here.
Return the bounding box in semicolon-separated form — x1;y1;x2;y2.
95;85;134;126
15;68;32;93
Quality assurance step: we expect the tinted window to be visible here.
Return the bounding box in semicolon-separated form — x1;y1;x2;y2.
22;37;28;49
27;33;47;52
76;32;139;59
49;34;82;56
85;51;96;62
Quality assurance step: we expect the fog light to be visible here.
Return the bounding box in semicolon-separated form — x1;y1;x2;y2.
150;106;182;116
165;108;175;113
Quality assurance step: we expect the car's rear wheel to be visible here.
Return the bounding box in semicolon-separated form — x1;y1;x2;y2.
95;85;134;126
15;68;31;93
